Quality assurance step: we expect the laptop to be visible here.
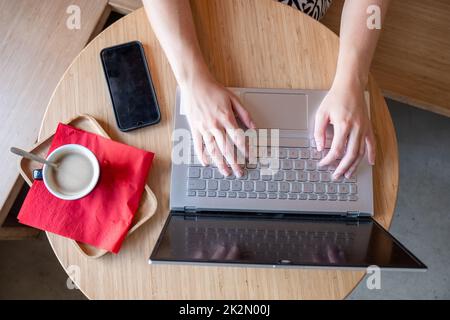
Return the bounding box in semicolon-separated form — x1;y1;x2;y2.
149;87;426;270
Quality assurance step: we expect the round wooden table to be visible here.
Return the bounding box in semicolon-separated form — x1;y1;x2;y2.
39;0;398;299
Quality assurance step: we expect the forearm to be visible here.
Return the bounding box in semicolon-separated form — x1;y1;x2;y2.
334;0;390;90
143;0;211;87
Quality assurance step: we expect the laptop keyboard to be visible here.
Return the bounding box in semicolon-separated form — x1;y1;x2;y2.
186;140;359;202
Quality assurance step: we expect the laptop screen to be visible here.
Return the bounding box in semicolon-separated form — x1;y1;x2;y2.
150;213;426;270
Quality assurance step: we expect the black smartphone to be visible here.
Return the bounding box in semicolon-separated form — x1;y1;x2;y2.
100;41;161;132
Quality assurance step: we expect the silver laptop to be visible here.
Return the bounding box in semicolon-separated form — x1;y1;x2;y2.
150;88;426;271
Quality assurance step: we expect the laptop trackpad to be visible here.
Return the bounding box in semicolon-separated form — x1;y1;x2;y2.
243;92;308;130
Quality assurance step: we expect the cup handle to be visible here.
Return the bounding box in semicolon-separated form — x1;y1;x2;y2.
33;169;43;181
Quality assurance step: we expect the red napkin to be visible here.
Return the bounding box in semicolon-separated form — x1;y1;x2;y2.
18;123;154;253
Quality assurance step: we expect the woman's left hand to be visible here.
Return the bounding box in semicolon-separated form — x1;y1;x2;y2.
314;82;376;180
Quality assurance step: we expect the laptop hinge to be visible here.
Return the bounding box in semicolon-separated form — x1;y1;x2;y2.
346;211;361;219
184;206;197;214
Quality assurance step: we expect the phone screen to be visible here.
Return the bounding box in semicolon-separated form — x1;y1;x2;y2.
101;41;160;131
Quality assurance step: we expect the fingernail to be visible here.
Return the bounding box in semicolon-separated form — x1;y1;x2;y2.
250;121;256;129
317;143;323;152
345;172;352;179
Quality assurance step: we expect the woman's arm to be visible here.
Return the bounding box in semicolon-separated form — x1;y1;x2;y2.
315;0;390;179
143;0;208;87
143;0;254;177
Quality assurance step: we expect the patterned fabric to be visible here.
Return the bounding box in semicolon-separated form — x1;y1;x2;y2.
278;0;332;20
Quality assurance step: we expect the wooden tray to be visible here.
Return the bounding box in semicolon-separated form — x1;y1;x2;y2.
18;114;158;259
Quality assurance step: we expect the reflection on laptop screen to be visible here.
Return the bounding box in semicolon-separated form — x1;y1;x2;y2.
151;214;425;269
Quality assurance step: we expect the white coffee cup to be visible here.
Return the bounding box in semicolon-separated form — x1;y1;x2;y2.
35;144;100;200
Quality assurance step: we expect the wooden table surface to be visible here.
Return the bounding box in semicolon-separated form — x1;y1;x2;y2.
0;0;110;227
38;0;399;299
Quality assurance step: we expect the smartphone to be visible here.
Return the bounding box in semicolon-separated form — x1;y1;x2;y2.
100;41;161;132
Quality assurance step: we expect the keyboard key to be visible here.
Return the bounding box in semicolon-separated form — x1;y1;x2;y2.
207;180;218;190
279;148;288;159
273;171;284;181
300;148;310;159
339;195;348;201
246;163;257;169
278;193;288;199
297;171;307;182
213;168;224;179
268;193;277;199
345;176;357;183
248;170;260;180
308;171;319;182
320;172;331;182
318;194;327;201
238;192;247;198
279;182;290;193
228;192;237;198
303;183;314;193
243;181;254;192
219;180;230;191
202;168;212;179
288;149;298;159
281;160;293;170
261;173;272;181
258;193;267;199
350;184;357;194
187;191;196;197
308;194;318;200
285;171;296;181
208;191;217;197
338;184;349;194
315;183;326;194
328;194;338;201
291;182;301;193
231;180;242;191
255;181;266;192
311;149;322;160
226;173;236;180
288;194;297;200
188;179;206;190
306;160;316;171
267;182;278;192
298;193;308;200
326;183;337;194
218;191;227;197
198;191;206;197
248;192;257;199
293;160;305;170
188;167;201;178
349;195;358;201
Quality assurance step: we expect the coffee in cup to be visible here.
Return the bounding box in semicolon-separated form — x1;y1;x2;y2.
35;144;100;200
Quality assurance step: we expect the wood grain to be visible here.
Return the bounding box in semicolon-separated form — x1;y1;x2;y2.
0;0;109;224
321;0;450;117
39;0;398;299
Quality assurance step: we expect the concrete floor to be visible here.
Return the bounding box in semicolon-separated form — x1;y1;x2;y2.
0;99;449;300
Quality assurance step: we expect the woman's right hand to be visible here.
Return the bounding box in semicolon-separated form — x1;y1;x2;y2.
181;76;255;177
